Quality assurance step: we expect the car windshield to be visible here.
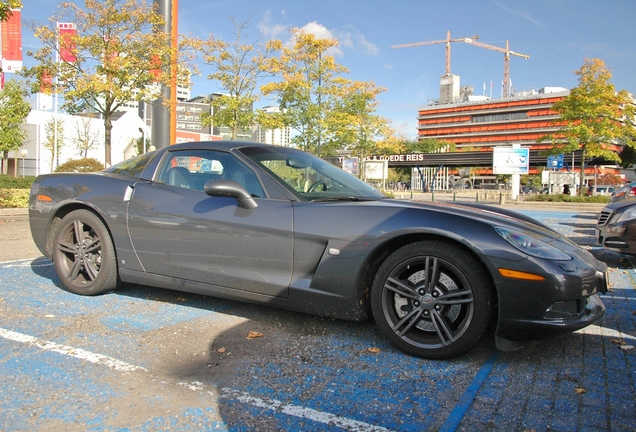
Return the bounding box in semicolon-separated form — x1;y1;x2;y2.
105;151;156;179
239;146;385;202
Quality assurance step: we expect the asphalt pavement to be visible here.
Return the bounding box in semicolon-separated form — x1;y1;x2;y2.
0;203;635;431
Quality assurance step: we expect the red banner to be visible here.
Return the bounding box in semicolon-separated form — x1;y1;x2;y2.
149;54;161;81
1;9;22;73
57;22;77;63
40;70;53;94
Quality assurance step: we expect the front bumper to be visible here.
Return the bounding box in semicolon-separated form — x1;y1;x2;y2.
598;222;636;255
492;253;607;344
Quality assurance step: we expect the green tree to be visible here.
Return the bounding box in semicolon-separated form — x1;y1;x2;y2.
538;58;636;194
23;0;179;167
261;29;349;155
326;80;388;159
44;117;65;171
0;0;21;22
188;16;278;140
0;79;31;174
134;135;151;155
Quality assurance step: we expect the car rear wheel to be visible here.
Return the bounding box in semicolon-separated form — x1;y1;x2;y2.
371;241;492;359
52;209;119;296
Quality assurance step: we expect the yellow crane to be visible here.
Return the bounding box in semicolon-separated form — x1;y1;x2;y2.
463;39;530;98
391;30;479;75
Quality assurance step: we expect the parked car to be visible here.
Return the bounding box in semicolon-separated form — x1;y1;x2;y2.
610;181;636;202
586;185;616;196
520;186;540;194
597;199;636;254
29;141;608;359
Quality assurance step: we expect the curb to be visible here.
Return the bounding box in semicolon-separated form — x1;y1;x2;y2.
0;208;28;216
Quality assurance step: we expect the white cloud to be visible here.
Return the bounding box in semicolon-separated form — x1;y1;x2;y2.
258;11;288;39
301;21;337;40
340;25;380;56
297;21;343;57
258;13;379;59
491;0;543;26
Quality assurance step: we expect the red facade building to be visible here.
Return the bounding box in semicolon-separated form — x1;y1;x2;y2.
417;88;568;154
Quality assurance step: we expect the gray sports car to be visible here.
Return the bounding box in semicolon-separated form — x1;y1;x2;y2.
29;141;608;359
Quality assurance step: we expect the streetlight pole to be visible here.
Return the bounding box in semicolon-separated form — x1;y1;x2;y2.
20;149;27;177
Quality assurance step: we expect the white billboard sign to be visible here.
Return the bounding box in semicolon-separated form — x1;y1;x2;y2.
493;147;529;175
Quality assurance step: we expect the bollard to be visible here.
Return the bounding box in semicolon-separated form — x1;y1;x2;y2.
475;192;479;203
431;191;435;202
453;192;456;202
499;193;506;205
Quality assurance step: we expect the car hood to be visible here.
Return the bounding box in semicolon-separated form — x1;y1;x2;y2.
372;199;599;266
373;198;561;240
602;198;636;212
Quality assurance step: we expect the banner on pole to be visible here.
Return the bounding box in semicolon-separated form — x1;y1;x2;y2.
1;9;22;73
57;22;77;63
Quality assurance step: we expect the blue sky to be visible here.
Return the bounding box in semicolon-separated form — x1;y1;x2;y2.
22;0;636;138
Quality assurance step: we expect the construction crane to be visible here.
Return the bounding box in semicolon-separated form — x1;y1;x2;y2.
391;30;479;75
463;39;529;98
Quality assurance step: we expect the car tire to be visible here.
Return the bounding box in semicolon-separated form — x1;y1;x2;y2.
371;241;492;359
52;209;119;296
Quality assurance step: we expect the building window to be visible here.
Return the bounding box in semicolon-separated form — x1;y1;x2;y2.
472;112;527;123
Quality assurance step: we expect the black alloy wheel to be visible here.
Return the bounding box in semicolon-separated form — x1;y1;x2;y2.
371;241;492;359
52;209;119;296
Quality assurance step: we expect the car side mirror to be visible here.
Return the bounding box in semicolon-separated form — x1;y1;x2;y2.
204;179;258;209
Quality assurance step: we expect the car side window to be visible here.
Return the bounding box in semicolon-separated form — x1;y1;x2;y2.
156;149;265;198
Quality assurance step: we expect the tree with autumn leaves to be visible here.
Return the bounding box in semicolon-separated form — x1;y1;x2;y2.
0;80;31;174
23;0;181;167
259;29;389;157
0;0;29;175
186;15;277;141
539;58;636;194
0;0;20;22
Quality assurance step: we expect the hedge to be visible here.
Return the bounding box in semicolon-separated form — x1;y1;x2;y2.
0;188;29;208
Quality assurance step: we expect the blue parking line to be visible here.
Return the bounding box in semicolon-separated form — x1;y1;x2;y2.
439;351;500;431
2;205;634;432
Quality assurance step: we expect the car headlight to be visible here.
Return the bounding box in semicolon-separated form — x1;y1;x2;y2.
494;226;572;260
615;207;636;223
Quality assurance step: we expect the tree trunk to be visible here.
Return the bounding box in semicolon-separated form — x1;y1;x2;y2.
104;114;112;167
1;151;7;175
578;147;586;196
232;110;238;140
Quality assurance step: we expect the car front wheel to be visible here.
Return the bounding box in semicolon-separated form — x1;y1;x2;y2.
371;241;492;359
52;209;119;296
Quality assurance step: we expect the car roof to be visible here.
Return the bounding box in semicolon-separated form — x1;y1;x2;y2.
165;140;281;152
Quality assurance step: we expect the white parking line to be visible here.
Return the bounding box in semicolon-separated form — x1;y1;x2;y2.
0;258;51;267
0;328;146;372
0;327;390;431
220;388;391;432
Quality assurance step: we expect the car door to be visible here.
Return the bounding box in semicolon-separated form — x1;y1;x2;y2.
126;149;293;298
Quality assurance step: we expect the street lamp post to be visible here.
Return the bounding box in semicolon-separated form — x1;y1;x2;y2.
20;149;27;177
